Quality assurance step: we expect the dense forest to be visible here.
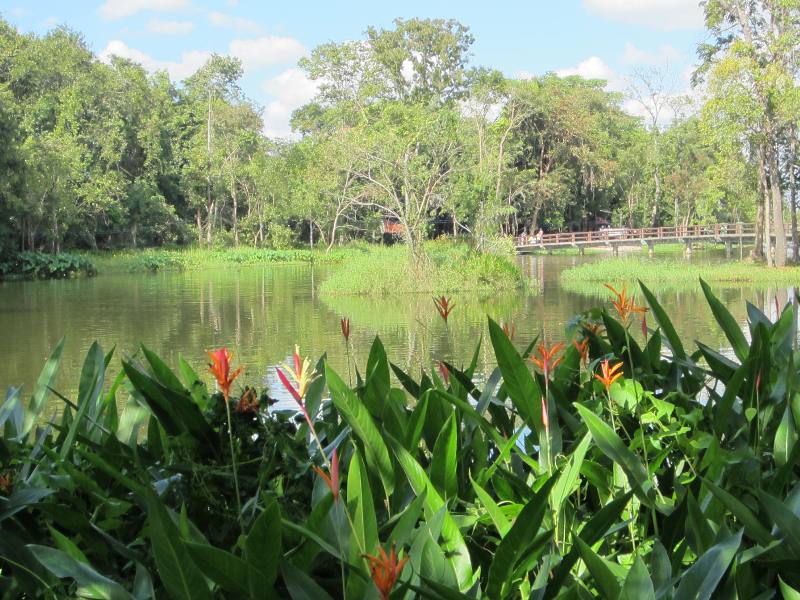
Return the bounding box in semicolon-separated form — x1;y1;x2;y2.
0;1;797;263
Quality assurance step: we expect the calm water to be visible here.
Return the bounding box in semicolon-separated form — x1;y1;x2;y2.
1;254;795;409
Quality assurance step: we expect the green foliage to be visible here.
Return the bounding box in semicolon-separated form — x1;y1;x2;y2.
0;251;96;279
3;279;800;596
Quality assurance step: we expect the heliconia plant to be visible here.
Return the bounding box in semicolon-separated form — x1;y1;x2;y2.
2;279;800;598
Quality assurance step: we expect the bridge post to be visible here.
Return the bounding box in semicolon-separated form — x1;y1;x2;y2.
612;244;619;257
685;239;693;256
647;240;654;257
725;240;732;258
579;246;585;256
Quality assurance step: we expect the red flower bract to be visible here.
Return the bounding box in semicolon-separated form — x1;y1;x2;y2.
364;544;409;600
531;341;565;380
595;359;624;391
341;317;351;341
207;347;242;403
433;296;455;322
313;448;340;503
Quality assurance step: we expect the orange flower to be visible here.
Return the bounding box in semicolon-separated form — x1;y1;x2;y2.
595;359;624;391
364;544;409;600
207;347;242;403
236;387;259;415
313;448;340;503
437;361;450;386
0;472;13;495
433;296;455;322
501;321;516;341
604;284;648;324
341;317;351;342
531;341;565;380
572;338;590;365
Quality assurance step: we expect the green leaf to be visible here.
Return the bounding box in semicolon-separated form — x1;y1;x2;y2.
388;435;473;591
488;317;542;436
620;556;655;600
347;449;378;598
639;281;685;360
326;364;394;498
245;495;281;588
702;479;772;547
673;529;742;600
48;526;89;564
779;576;800;599
486;476;556;598
24;338;64;438
431;413;458;499
758;490;800;557
185;542;266;599
775;405;797;468
700;279;748;362
144;487;212;600
28;544;134;600
281;562;335;600
60;342;105;459
574;535;620;599
574;403;654;504
470;475;510;536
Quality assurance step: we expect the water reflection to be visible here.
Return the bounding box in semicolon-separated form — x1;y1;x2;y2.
0;254;795;410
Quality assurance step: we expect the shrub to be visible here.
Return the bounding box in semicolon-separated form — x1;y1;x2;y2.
3;280;800;597
0;251;96;279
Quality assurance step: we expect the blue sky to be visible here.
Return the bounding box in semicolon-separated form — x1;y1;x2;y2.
1;0;708;136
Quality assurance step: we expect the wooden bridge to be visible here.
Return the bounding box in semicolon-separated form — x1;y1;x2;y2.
515;222;772;256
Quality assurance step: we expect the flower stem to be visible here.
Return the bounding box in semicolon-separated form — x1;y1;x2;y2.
224;398;243;529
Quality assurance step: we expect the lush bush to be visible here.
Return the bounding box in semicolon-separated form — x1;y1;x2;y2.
0;251;97;280
320;241;525;296
2;279;800;598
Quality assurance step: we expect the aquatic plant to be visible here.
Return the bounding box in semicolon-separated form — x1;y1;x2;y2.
1;278;800;597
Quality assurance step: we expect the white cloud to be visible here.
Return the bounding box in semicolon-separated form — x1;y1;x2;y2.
99;0;191;20
228;36;307;70
146;18;195;35
583;0;704;30
99;40;210;80
261;68;319;138
622;42;682;65
556;56;616;81
208;11;262;34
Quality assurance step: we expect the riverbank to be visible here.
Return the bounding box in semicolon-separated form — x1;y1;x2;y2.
320;240;525;296
561;255;800;291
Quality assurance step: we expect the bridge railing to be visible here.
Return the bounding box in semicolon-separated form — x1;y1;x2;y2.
516;222;762;247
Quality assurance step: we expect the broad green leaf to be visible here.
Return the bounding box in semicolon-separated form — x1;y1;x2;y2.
674;529;742;600
488;317;542;436
758;491;800;557
245;495;281;588
575;403;654;504
185;542;266;599
281;562;335;600
700;279;748;362
346;449;378;598
574;535;620;599
620;556;655;600
61;342;105;459
48;526;89;564
779;576;800;599
486;476;556;598
551;433;591;514
388;435;473;591
775;405;797;468
24;338;64;437
431;413;458;499
326;364;394;498
28;544;134;600
144;488;212;600
470;475;511;536
702;479;772;547
639;281;685;360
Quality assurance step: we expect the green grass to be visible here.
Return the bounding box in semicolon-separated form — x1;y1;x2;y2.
85;246;359;274
561;255;800;293
320;240;526;296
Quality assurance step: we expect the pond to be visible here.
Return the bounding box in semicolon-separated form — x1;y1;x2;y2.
1;253;794;410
